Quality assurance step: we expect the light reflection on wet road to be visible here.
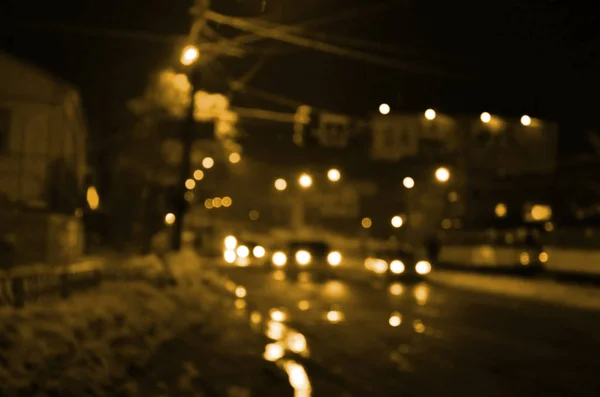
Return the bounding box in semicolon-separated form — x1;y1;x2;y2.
221;268;600;397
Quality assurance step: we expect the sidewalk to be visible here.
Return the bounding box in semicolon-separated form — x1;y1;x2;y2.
430;270;600;311
0;249;281;397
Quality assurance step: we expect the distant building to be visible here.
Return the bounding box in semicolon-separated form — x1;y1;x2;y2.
238;109;558;239
0;51;89;265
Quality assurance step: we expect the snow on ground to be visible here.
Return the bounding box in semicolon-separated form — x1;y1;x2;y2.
0;249;268;397
430;270;600;311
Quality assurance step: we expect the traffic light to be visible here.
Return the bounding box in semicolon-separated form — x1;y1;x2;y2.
293;105;320;147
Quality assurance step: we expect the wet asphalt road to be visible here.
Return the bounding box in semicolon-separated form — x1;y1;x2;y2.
218;266;600;397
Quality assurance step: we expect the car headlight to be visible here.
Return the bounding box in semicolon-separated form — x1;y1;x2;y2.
253;245;266;258
327;251;342;266
236;245;250;258
272;251;287;267
415;260;432;275
295;250;311;266
390;260;405;274
373;259;388;274
224;235;237;250
223;249;236;263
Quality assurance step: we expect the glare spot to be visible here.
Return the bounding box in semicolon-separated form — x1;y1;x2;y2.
298;300;310;311
425;108;436;120
164;213;176;225
234;299;246;309
391;216;403;228
193;169;204;180
229;152;241;164
270;309;287;322
202;157;214;169
495;203;507;218
274;178;287;191
389;312;402;327
266;320;286;340
403;177;415;189
413;319;425;333
180;45;199;66
86;186;100;210
361;217;372;229
435;167;450;182
379;103;391;115
185;178;196;190
235;286;247;298
253;245;266;258
236;245;250;258
222;196;232;207
326;310;343;323
327;168;341;182
480;112;491;123
298;173;313;188
264;342;285;361
224;235;237;249
249;210;260;220
389;283;404;296
223;249;236;263
286;331;308;354
521;115;532;126
413;284;429;305
250;311;262;324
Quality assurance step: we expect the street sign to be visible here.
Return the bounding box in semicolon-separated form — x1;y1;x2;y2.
312;187;360;218
317;112;351;148
370;115;419;161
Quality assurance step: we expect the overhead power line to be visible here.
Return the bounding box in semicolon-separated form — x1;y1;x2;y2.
212;2;397;49
205;11;464;78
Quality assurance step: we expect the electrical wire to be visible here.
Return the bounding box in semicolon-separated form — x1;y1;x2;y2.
205;11;465;78
212;2;396;48
15;22;184;43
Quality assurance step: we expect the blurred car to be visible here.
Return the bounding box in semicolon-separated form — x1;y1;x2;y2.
364;247;432;280
269;240;343;279
222;235;269;268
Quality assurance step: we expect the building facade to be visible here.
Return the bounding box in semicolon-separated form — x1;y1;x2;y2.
0;52;89;265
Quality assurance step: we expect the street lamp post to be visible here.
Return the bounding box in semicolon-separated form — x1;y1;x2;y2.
170;2;212;251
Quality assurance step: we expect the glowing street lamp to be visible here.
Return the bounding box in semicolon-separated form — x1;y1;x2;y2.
403;177;415;189
180;45;200;66
480;112;491;123
274;178;287;191
521;115;531;126
327;168;341;182
425;109;436;120
229;152;241;164
435;167;450;183
185;178;196;190
391;216;403;228
298;173;313;188
379;103;390;115
164;213;176;225
202;157;214;169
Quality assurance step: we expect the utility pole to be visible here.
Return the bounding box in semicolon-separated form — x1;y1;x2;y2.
171;0;212;251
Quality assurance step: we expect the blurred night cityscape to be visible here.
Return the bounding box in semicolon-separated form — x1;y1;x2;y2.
1;1;600;396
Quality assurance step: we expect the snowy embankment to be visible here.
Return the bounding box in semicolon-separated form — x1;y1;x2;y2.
430;270;600;311
0;249;266;397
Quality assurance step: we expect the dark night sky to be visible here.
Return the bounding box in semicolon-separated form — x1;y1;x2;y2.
2;0;599;155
